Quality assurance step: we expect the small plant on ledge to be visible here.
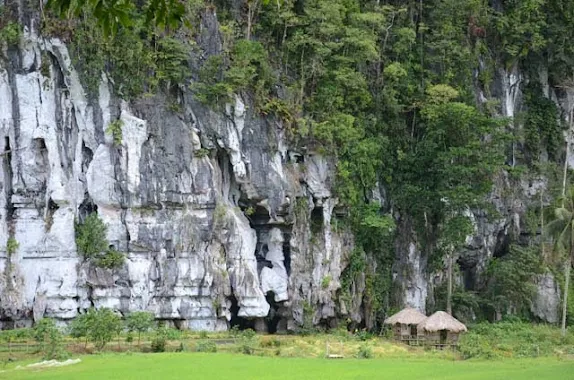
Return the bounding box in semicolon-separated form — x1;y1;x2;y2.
75;212;125;269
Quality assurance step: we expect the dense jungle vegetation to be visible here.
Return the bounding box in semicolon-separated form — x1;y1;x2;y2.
3;0;574;329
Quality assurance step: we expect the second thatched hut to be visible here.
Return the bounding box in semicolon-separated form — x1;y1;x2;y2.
383;308;427;344
417;311;467;346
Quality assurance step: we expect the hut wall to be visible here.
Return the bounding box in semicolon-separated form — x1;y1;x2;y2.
424;331;441;345
424;330;462;346
393;324;402;340
400;324;410;337
447;331;460;344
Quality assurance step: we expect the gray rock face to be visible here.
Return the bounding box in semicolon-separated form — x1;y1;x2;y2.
0;29;359;330
531;272;560;323
0;16;563;329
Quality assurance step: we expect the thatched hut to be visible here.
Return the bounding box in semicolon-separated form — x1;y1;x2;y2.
384;308;427;343
417;311;467;346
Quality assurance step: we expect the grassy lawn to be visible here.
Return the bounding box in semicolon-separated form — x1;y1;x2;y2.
2;353;572;380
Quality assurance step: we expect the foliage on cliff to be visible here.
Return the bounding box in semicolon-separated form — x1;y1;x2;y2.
75;213;125;269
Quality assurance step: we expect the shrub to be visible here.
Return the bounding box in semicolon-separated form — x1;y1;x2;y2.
94;249;125;269
299;302;316;336
126;311;155;346
195;340;217;353
75;213;124;269
228;325;240;338
355;329;373;341
75;213;108;258
176;342;186;352
164;327;182;340
106;120;123;146
237;329;258;355
459;333;500;359
321;275;331;289
69;312;94;348
151;327;169;352
6;237;18;256
88;308;122;350
260;337;281;348
33;318;67;360
357;343;373;359
0;22;20;46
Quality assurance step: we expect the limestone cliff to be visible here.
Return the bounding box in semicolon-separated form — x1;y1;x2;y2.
0;8;565;330
0;22;358;331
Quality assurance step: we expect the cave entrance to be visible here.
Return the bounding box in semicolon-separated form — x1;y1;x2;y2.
229;294;255;330
265;291;282;334
310;207;323;234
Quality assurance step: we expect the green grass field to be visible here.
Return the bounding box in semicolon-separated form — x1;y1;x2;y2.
2;353;572;380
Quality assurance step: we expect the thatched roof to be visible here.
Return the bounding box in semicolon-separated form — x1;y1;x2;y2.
418;311;467;333
384;308;427;325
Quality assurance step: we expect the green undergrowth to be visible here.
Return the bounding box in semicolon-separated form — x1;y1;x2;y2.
459;321;574;359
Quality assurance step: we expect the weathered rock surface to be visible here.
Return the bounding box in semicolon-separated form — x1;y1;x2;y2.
0;26;358;330
0;14;564;330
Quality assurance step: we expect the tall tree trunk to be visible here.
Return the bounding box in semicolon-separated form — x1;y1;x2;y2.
561;111;572;336
562;256;571;337
446;250;453;315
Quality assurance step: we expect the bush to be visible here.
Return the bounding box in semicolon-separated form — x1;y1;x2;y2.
459;333;500;359
126;311;154;346
6;237;18;256
195;340;217;353
0;22;21;46
69;312;94;348
237;329;258;355
164;327;182;340
151;327;168;353
75;213;124;269
75;213;108;258
355;329;373;341
260;337;281;348
94;249;125;269
88;308;122;350
458;321;574;359
357;343;373;359
176;342;186;352
33;318;67;360
228;325;240;338
299;302;316;336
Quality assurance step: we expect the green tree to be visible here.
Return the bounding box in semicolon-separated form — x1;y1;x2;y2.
87;308;123;350
438;214;474;315
483;245;542;319
69;312;94;348
46;0;186;36
545;186;574;336
75;213;124;269
75;213;108;259
126;311;155;347
33;318;66;359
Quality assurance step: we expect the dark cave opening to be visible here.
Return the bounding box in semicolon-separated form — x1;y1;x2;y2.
44;198;60;232
3;136;14;220
78;197;97;221
265;291;282;334
283;239;291;276
229;294;255;330
493;230;510;258
310;206;323;234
